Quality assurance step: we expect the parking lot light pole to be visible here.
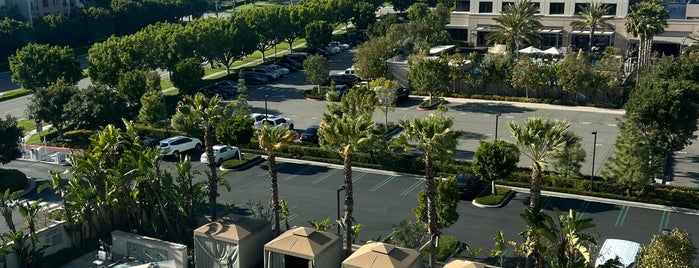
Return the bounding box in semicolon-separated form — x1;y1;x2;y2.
495;114;502;140
336;185;346;236
264;94;270;120
591;131;598;191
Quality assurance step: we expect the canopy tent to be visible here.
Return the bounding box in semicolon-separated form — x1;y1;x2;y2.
518;46;543;54
194;216;273;268
342;242;423;268
443;259;487;268
264;227;342;268
542;47;563;55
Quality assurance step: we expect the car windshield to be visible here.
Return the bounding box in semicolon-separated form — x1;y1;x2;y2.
212;148;221;154
158;142;169;147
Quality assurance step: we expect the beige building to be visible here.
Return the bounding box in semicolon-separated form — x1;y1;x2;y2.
5;0;80;24
447;0;699;54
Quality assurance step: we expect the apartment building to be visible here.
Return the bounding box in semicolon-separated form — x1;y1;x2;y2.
5;0;80;24
447;0;699;54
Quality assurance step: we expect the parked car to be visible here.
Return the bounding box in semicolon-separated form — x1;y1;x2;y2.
395;87;410;104
158;136;202;158
325;45;342;55
216;80;238;88
595;239;640;268
276;58;302;71
200;145;241;166
329;41;350;51
241;72;269;85
300;125;320;143
254;116;295;130
307;48;331;57
327;73;360;86
287;52;309;62
455;174;480;197
262;64;290;76
251;113;269;125
242;67;278;80
142;137;163;148
201;84;236;100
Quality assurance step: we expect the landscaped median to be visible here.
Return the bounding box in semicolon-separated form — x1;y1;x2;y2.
220;153;264;171
0;89;31;102
472;185;514;208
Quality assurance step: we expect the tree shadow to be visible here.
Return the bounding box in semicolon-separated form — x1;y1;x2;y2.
451;102;535;115
460;132;488;140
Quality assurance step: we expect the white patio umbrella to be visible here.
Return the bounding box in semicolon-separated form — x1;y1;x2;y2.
542;47;563;55
518;46;543;54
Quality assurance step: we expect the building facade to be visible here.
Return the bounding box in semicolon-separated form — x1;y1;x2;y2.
5;0;78;24
447;0;699;54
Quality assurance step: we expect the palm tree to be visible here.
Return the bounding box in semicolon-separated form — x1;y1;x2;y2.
684;32;699;55
551;209;597;267
395;113;460;268
0;189;20;233
624;0;668;67
319;114;373;257
507;117;573;211
173;93;229;220
570;1;614;51
487;0;542;52
257;125;297;236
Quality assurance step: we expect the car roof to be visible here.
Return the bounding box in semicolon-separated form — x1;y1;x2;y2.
161;136;186;142
212;145;229;149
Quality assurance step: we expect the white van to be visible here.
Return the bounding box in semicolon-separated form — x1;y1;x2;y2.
595;239;641;267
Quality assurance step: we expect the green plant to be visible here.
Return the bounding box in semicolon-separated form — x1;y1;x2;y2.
0;89;31;102
421;235;461;262
0;169;27;193
474;186;511;205
221;154;261;169
308;217;334;231
418;97;447;109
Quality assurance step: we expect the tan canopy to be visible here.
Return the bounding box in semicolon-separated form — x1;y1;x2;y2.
342;242;423;268
443;259;487;268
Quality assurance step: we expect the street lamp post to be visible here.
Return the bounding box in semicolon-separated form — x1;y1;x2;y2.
264;94;270;120
336;185;346;236
495;114;502;140
590;131;598;191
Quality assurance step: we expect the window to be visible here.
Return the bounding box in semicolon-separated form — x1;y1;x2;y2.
42;0;49;7
575;3;589;13
606;3;617;16
479;1;493;13
550;2;564;14
456;0;470;11
532;2;540;12
502;1;514;11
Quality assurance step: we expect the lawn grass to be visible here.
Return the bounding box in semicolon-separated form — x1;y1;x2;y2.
0;89;31;102
474;186;512;206
26;128;57;144
17;118;49;132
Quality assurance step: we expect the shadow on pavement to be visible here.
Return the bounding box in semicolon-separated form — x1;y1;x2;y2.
451;102;535;114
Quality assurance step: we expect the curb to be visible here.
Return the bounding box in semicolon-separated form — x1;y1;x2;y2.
17;176;36;199
273;156;424;179
472;189;515;208
219;156;265;172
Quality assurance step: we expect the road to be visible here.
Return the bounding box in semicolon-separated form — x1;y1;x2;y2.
6;158;699;266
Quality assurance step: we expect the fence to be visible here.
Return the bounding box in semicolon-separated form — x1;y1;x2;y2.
19;144;83;166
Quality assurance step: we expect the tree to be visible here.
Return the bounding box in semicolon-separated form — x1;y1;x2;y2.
138;89;167;127
684;32;699;55
391;220;429;249
241;6;281;63
395;114;460;267
472;140;520;193
278;5;309;53
392;0;416;12
25;80;76;139
0;18;34;61
353;36;394;80
230;80;253;117
305;20;333;51
549;133;585;179
480;52;515;92
510;54;544;98
319;91;374;256
65;84;130;130
117;70;160;108
408;56;450;105
508;117;573;211
9;43;82;91
352;1;377;30
303;55;330;93
601;121;650;196
172;58;204;96
595;47;625;95
187;17;257;74
487;0;542;51
368;13;400;38
370;77;399;126
215;115;255;147
256;125;297;236
624;0;668;68
549;209;597;268
556;51;595;101
570;1;614;51
636;228;697;268
0;116;22;165
173;93;231;221
413;176;459;230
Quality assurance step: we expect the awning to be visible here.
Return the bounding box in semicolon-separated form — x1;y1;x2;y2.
653;36;689;45
445;24;469;29
536;29;563;34
570;30;615;35
474;26;498;32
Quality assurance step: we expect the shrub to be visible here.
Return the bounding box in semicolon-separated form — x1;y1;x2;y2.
0;169;28;192
474;186;511;205
418;97;446;109
0;89;31;102
133;124;188;140
221;153;261;169
422;235;461;262
60;129;95;149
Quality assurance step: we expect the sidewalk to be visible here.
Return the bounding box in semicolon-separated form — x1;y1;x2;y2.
442;96;626;115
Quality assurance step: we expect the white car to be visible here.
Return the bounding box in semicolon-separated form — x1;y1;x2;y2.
254;116;295;130
200;145;241;166
262;65;290;76
251;113;270;125
158;136;202;158
329;41;350;51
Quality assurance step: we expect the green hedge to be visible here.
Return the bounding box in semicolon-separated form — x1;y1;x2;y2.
410;91;621;109
422;235;461;262
133;124;188;140
0;169;28;193
418;97;447;109
59;130;95;149
474;186;511;205
221;153;261;169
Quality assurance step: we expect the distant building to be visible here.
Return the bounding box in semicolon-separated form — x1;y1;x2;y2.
447;0;699;55
5;0;81;24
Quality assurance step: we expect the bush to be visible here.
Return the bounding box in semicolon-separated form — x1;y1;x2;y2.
422;235;461;262
418;97;447;109
0;169;28;192
303;87;341;101
0;89;31;102
474;186;511;205
60;129;95;149
133;124;187;140
221;153;261;169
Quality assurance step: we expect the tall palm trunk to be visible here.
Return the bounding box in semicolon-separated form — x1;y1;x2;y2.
268;153;281;236
205;125;218;221
530;167;542;211
425;154;437;268
588;25;596;50
343;154;354;257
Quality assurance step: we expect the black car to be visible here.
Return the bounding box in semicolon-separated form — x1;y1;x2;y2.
142;137;163;148
276;59;302;71
455;174;480;197
241;72;269;85
395;87;410;104
326;74;360;86
200;85;235;100
300;125;320;144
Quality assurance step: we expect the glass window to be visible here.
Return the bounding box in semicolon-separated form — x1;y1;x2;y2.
606;3;617;16
502;1;514;11
42;0;49;7
550;2;564;14
456;0;470;11
575;3;589;13
479;1;493;13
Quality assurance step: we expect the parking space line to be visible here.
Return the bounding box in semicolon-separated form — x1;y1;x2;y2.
541;196;553;210
658;211;671;233
548;110;558;119
577;201;590;219
257;170;269;177
570;112;582;123
597;114;607;124
352;172;368;182
400;180;424;196
596;146;615;176
615;205;630;228
311;169;339;184
283;166;314;181
369;176;396;192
